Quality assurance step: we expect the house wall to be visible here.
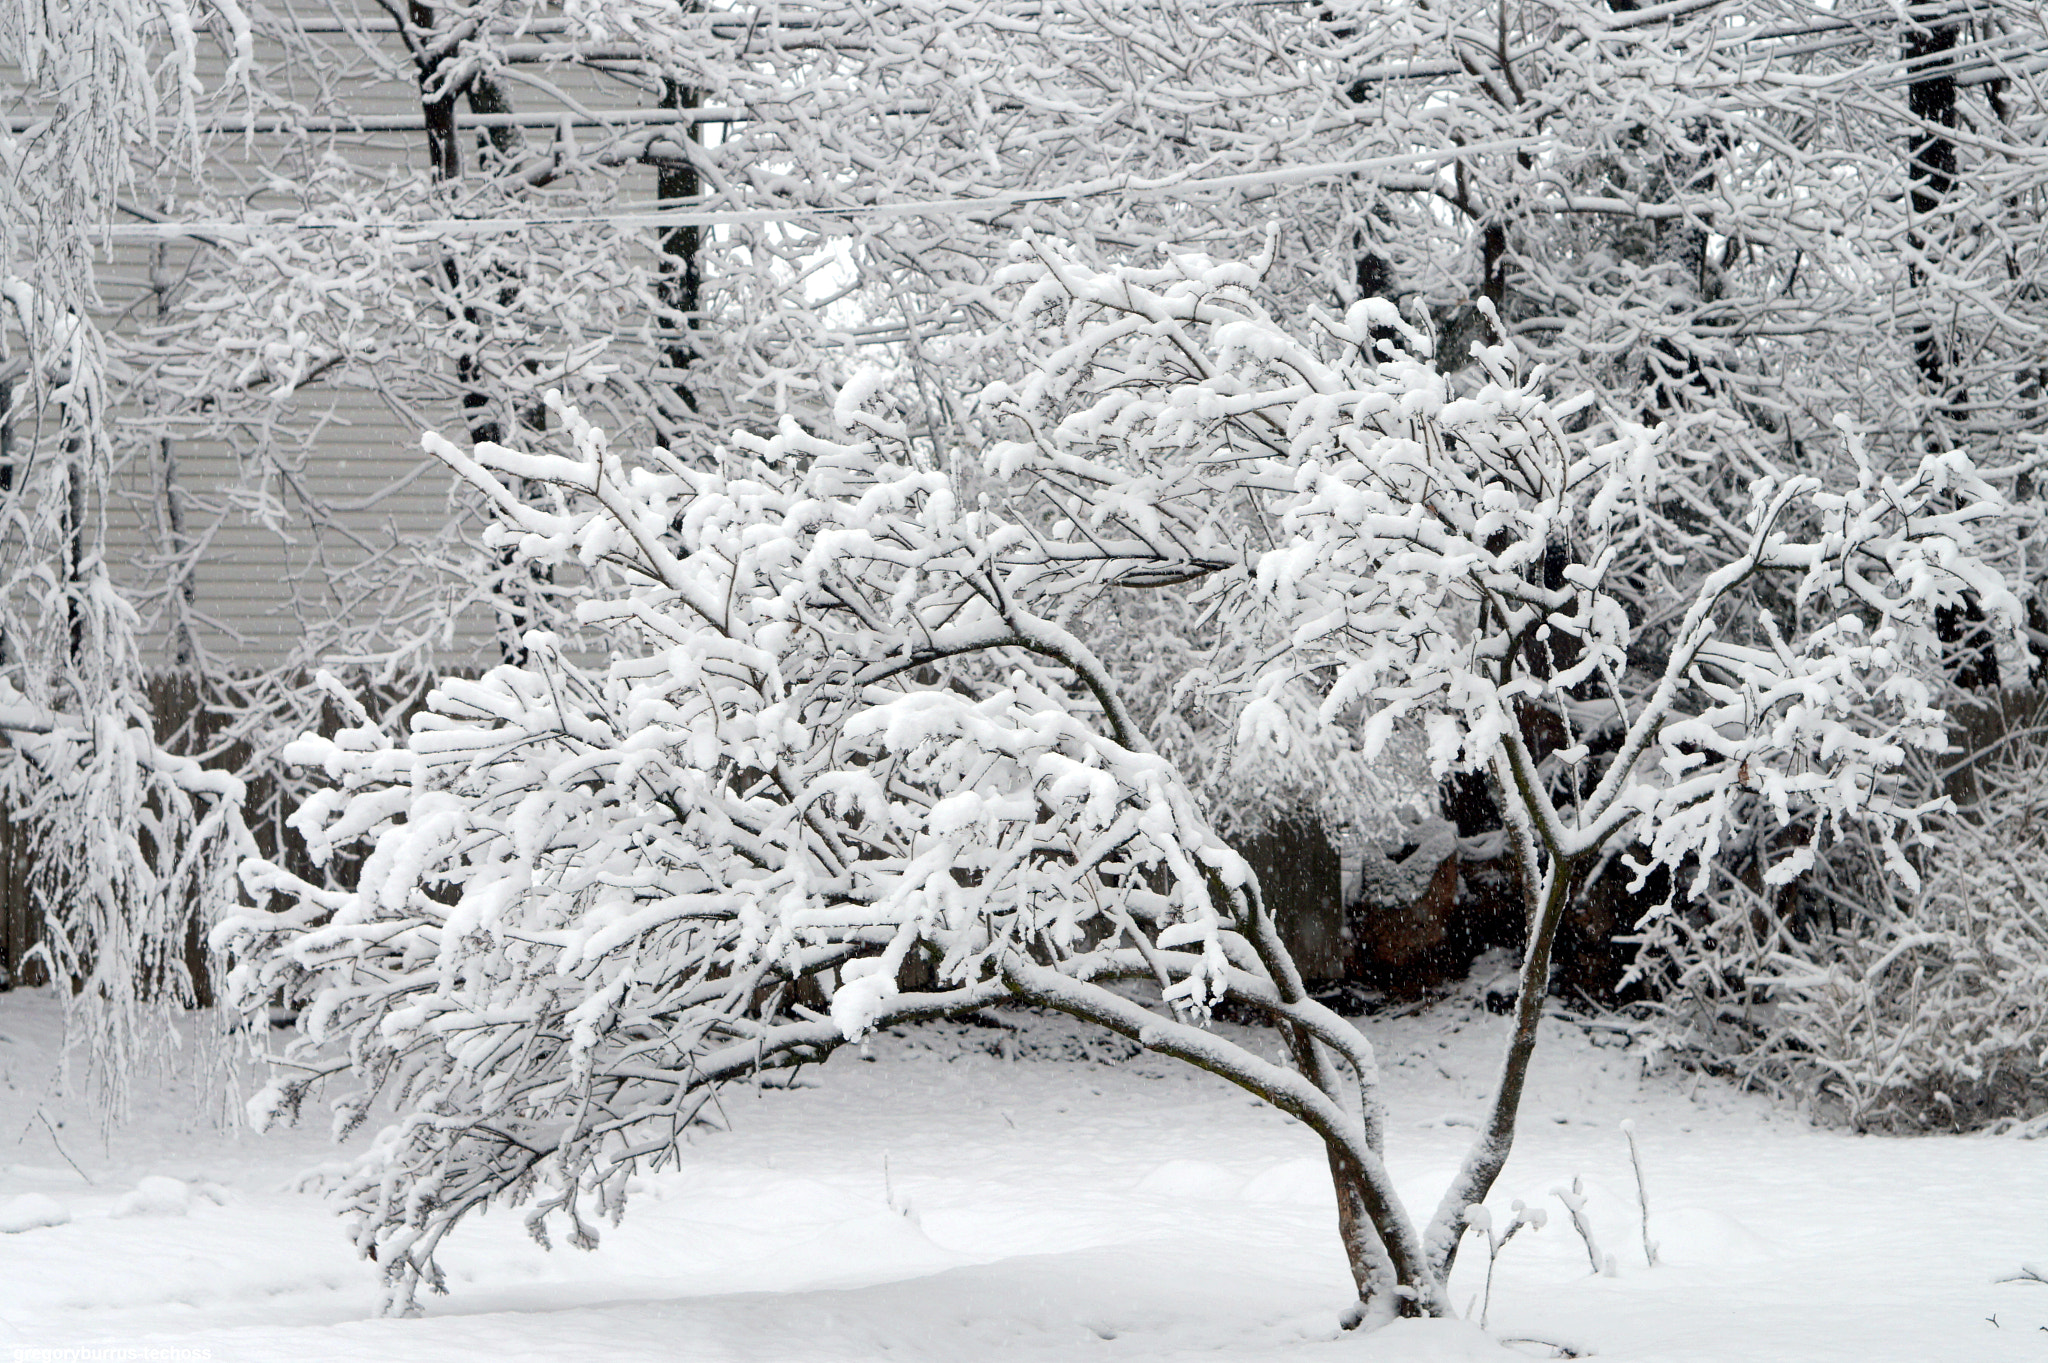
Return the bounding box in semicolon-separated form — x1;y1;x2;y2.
22;1;682;671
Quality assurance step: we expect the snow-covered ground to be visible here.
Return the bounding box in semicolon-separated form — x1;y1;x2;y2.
2;986;2044;1362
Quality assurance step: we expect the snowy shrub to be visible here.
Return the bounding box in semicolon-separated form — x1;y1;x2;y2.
217;239;2015;1325
0;681;250;1103
1642;730;2048;1133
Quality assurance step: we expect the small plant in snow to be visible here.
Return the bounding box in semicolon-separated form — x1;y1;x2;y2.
1464;1199;1545;1329
1552;1176;1615;1278
218;238;2014;1326
1622;1119;1659;1267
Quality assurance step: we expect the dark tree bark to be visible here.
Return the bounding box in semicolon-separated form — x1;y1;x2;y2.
656;63;705;420
405;4;550;665
1905;7;1960;408
1905;3;1999;690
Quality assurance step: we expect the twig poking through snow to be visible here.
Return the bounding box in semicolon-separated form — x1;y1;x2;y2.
1622;1119;1658;1268
1552;1177;1612;1276
883;1152;915;1220
33;1110;92;1185
1499;1338;1590;1359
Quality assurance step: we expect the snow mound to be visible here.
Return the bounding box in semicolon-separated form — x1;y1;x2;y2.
1240;1158;1331;1206
0;1193;70;1233
111;1176;194;1218
1133;1159;1243;1199
1653;1205;1778;1265
1349;1316;1504;1359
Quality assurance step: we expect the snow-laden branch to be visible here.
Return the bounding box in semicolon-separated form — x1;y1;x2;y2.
220;231;2015;1326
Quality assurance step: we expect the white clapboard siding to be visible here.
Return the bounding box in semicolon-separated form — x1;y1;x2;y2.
54;0;673;671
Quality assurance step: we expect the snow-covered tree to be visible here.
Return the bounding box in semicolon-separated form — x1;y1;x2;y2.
0;0;256;1096
138;0;2048;828
11;0;2048;1164
218;238;2013;1324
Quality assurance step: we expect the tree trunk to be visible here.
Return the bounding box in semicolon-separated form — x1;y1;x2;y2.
1906;3;1999;690
657;45;706;422
405;4;550;665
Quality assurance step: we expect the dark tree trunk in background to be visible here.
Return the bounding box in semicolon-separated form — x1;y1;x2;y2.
1906;3;1999;690
657;5;706;421
1905;8;1960;406
406;5;552;665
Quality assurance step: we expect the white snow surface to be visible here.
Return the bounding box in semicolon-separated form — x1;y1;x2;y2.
2;987;2045;1361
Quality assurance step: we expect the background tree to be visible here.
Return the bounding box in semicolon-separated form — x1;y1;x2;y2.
0;0;254;1095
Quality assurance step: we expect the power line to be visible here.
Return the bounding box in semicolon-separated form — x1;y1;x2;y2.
91;140;1534;243
4;108;744;136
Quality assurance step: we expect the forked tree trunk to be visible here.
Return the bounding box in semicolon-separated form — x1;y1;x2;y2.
1011;846;1586;1326
1319;778;1592;1323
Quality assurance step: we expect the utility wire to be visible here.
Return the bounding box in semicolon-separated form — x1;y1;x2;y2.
90;139;1538;242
